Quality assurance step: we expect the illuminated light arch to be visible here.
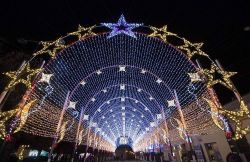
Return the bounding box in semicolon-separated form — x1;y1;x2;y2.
16;30;217;150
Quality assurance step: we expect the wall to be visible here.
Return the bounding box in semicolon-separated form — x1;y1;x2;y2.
192;129;231;162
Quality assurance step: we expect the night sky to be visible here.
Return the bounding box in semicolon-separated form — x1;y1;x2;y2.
0;0;250;104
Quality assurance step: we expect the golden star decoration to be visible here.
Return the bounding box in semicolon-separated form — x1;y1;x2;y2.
206;98;250;140
68;25;96;39
203;63;237;90
0;109;18;139
177;39;208;59
3;63;42;90
14;100;37;133
58;120;69;143
149;25;176;43
221;102;250;140
0;100;36;139
204;98;225;130
33;37;66;58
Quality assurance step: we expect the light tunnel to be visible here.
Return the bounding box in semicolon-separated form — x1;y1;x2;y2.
23;33;214;150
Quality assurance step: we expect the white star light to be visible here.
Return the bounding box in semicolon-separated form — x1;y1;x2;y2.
83;114;89;120
141;69;146;74
106;100;110;104
156;114;163;119
145;107;149;111
39;73;53;84
110;109;113;112
137;88;142;92
135;100;139;103
91;98;96;102
119;66;126;72
80;80;86;86
102;116;105;119
188;72;202;82
102;89;107;93
122;112;125;116
68;101;77;109
141;115;144;118
133;108;136;112
156;78;162;84
167;99;176;107
149;96;154;101
120;84;125;90
96;70;102;75
150;122;156;127
121;106;125;110
97;108;101;112
121;97;125;102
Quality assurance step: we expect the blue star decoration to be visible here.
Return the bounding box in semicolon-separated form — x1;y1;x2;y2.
101;14;143;38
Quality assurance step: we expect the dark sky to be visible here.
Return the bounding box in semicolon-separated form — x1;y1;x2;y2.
0;0;250;104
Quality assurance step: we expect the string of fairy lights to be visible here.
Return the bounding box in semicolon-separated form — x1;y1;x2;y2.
0;14;249;154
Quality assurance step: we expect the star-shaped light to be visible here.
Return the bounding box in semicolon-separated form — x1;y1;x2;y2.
119;66;126;72
156;78;162;84
141;69;146;74
149;96;154;101
68;25;96;39
121;106;125;110
137;88;142;92
68;101;77;109
135;100;139;103
121;97;125;102
4;63;41;90
101;14;143;38
141;115;144;118
39;73;53;84
177;39;208;59
156;114;163;119
203;63;237;89
97;108;101;112
167;100;175;107
188;72;202;82
96;70;102;75
33;37;66;58
83;114;89;120
149;25;176;43
80;80;86;86
120;84;125;90
102;89;107;93
106;100;110;104
150;122;156;127
91;98;96;102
